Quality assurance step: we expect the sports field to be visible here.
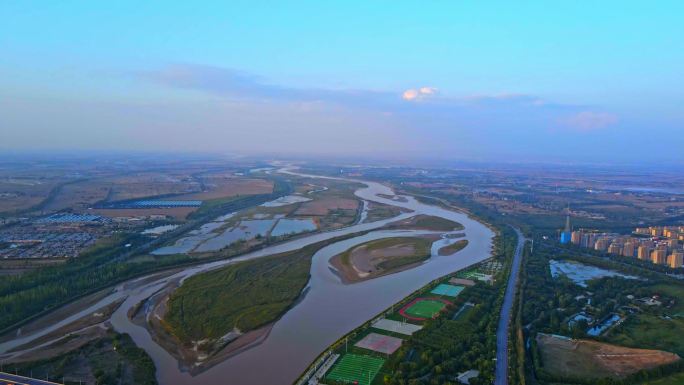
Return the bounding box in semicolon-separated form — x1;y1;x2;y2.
325;354;385;385
430;283;464;297
399;297;449;320
372;318;423;335
355;332;403;354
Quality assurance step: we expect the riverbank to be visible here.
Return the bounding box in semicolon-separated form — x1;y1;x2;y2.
0;168;495;385
294;227;513;385
329;235;440;284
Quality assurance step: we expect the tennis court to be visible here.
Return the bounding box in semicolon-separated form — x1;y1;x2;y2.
399;297;450;320
430;283;464;297
372;318;423;335
355;332;403;354
325;354;385;385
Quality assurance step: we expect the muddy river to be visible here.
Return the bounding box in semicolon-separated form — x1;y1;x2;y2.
0;169;493;385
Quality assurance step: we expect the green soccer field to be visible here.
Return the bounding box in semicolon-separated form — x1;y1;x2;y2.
325;354;385;385
405;299;447;318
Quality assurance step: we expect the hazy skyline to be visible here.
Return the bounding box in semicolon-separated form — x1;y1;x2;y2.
2;1;683;163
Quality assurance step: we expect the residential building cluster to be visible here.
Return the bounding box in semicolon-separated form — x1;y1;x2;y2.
1;214;122;259
562;225;684;268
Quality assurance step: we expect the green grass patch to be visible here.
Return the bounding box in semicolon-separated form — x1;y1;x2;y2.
325;354;385;385
643;372;684;385
411;215;462;231
165;247;312;342
165;231;377;344
405;299;447;318
437;239;468;256
607;314;684;356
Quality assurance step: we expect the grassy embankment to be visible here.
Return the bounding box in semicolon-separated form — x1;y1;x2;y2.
437;239;469;256
10;331;157;385
164;231;376;346
363;202;408;223
337;237;432;274
295;226;516;385
388;214;463;232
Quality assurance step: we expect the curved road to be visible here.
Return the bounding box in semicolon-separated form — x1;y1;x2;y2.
495;228;526;385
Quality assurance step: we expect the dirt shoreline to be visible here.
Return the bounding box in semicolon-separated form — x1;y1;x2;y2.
0;287;115;344
438;239;469;256
329;235;441;284
136;275;277;375
330;255;426;284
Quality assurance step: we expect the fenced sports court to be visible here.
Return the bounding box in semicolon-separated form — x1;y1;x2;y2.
372;318;423;335
325;354;385;385
354;332;403;354
399;297;451;321
430;283;464;297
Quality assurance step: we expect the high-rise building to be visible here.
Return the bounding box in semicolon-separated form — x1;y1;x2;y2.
638;246;651;260
667;239;679;250
580;233;590;248
652;249;668;265
571;231;582;245
608;243;622;255
622;242;635;257
635;227;650;235
595;238;610;251
560;211;572;244
669;252;684;268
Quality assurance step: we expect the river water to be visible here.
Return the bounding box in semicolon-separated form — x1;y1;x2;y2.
0;169;493;385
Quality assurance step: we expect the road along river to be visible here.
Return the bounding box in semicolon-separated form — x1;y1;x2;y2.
0;169;494;385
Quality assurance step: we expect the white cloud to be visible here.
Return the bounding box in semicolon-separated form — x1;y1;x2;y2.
402;86;438;101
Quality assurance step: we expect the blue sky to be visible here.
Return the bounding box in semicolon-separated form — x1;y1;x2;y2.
2;1;683;162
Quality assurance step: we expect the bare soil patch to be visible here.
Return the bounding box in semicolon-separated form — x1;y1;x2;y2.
295;197;359;216
537;333;680;379
179;178;273;200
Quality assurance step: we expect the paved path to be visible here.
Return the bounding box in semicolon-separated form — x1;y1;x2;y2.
494;228;526;385
0;372;62;385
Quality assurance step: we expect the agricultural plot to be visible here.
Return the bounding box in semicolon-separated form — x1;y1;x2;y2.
325;354;385;385
354;333;403;355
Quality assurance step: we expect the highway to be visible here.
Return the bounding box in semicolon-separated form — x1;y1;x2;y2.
494;228;526;385
0;372;62;385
